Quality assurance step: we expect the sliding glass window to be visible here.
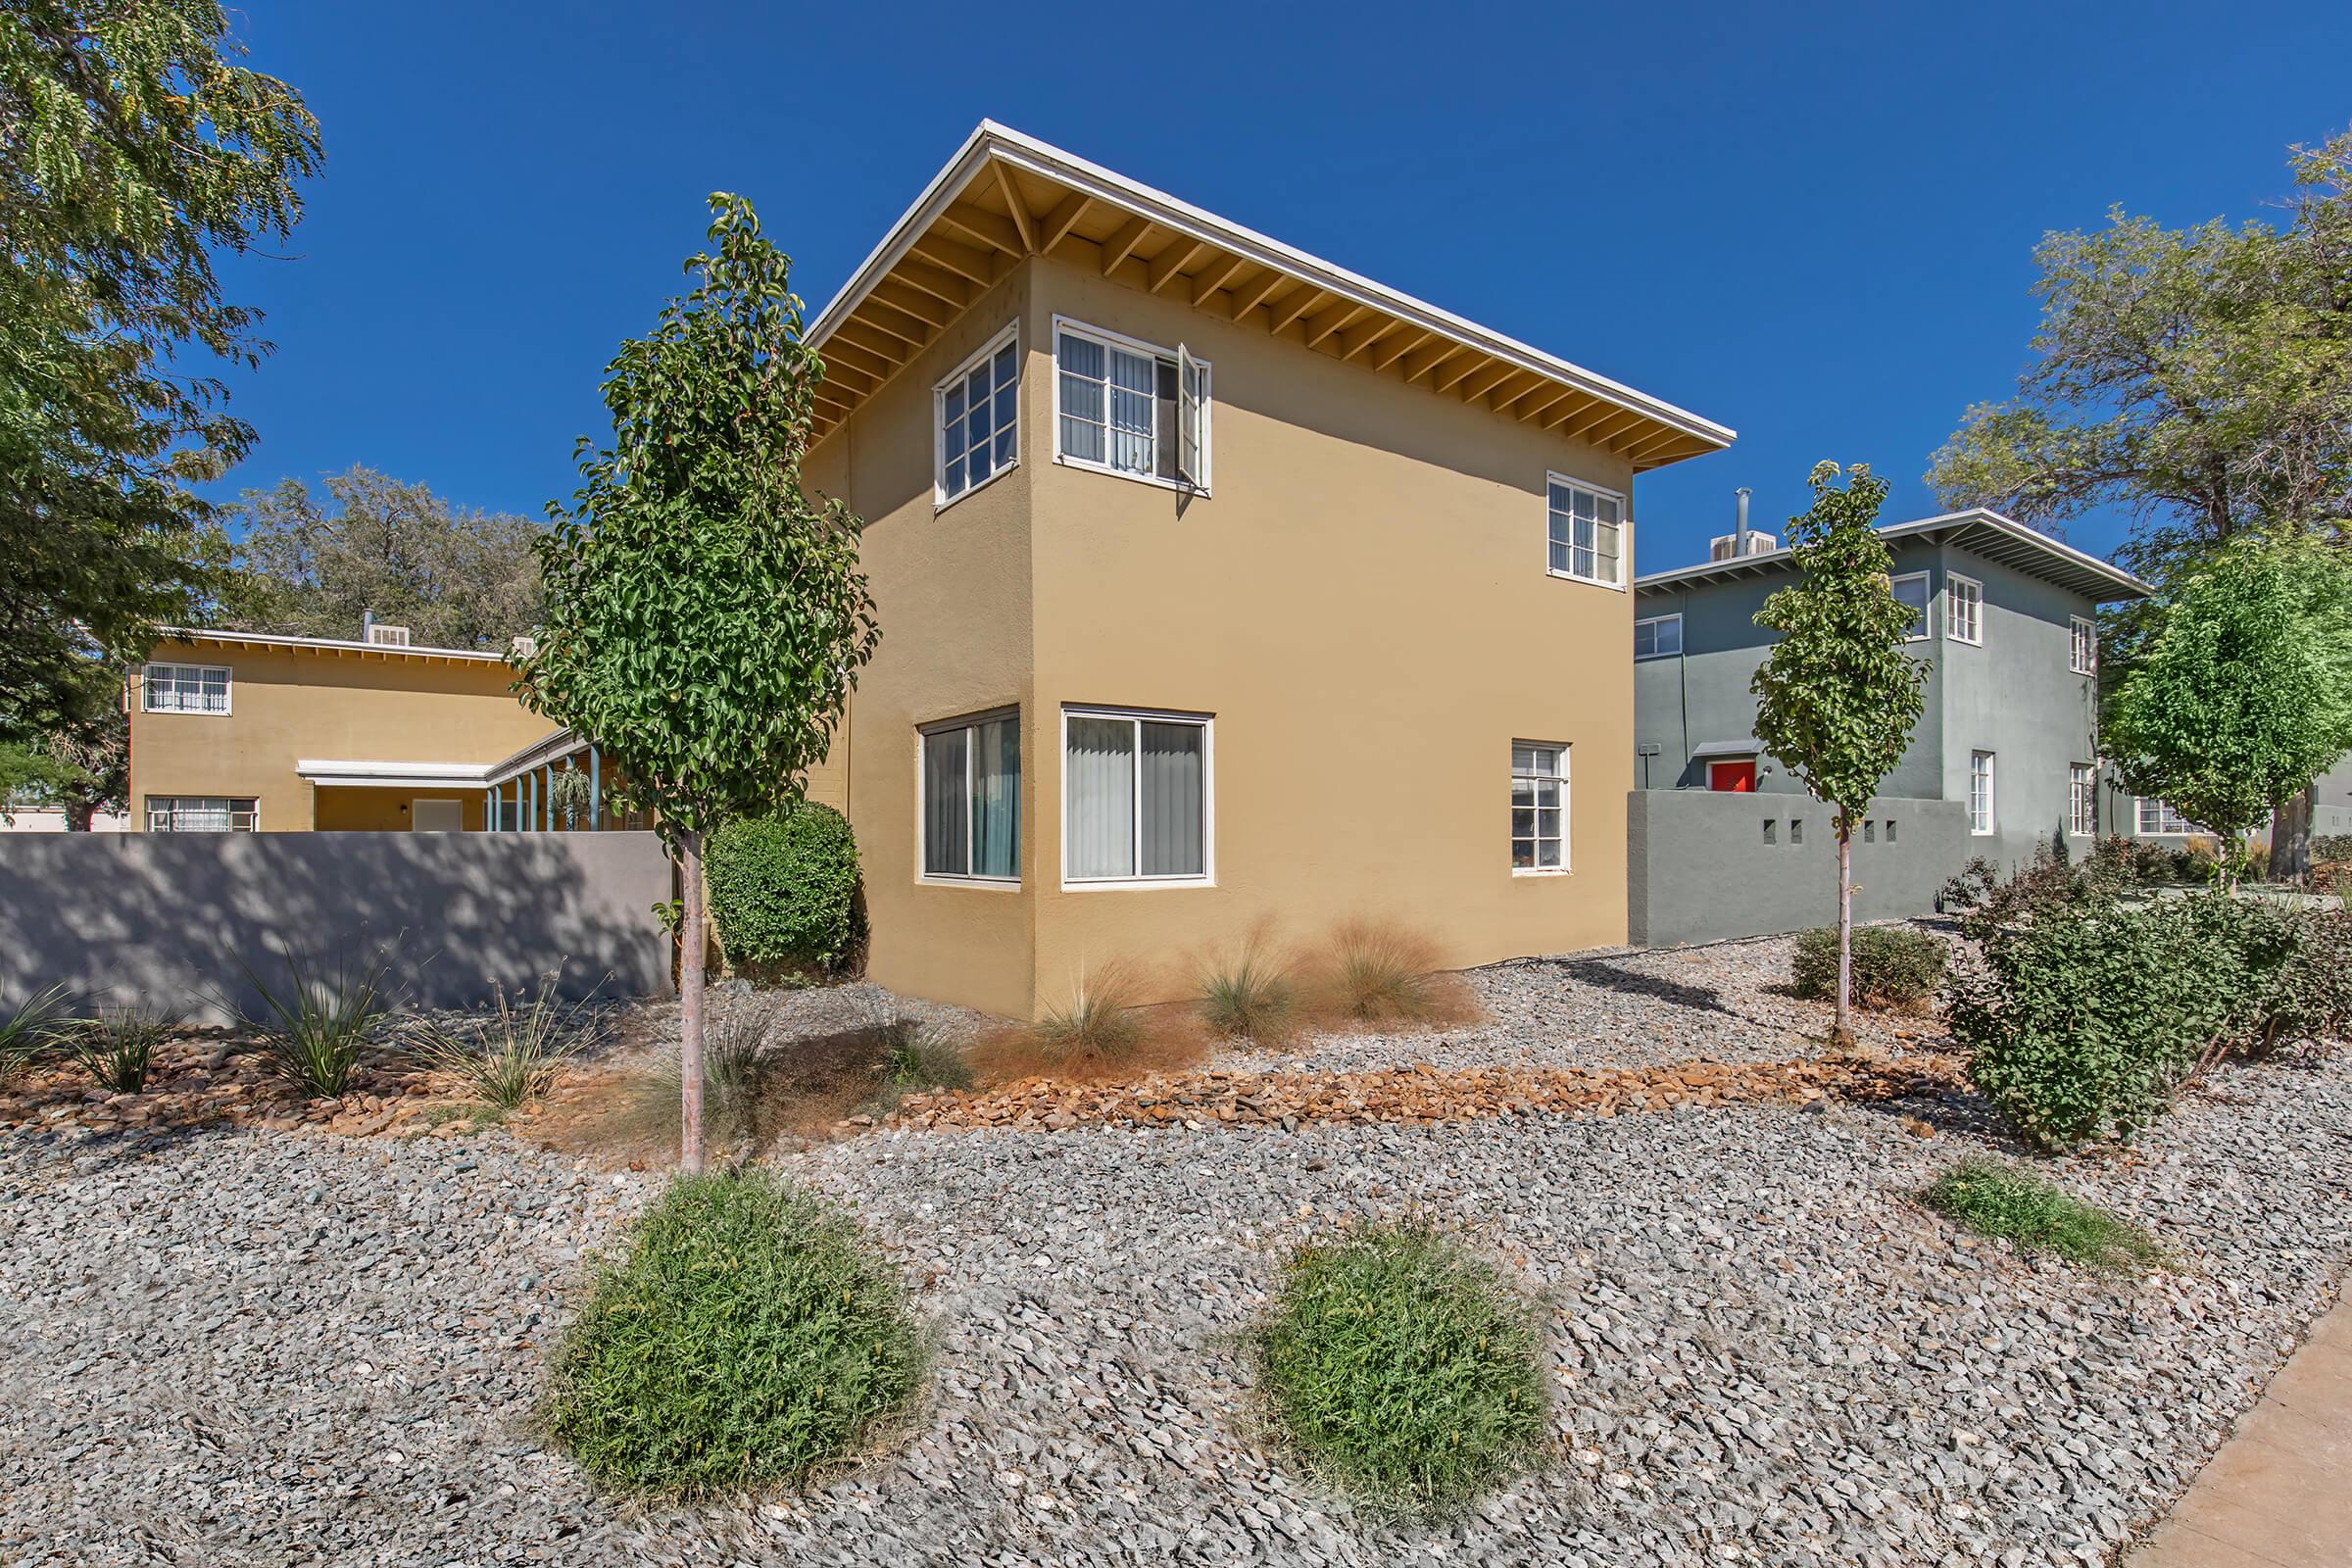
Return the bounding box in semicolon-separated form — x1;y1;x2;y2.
921;710;1020;881
1063;708;1210;883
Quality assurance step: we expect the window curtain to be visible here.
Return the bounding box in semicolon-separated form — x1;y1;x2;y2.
971;718;1020;878
923;727;968;875
1139;721;1204;876
1065;716;1136;878
1107;345;1155;473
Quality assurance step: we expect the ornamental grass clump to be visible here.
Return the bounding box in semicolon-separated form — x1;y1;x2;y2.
1031;963;1145;1061
1922;1159;2159;1272
1198;944;1298;1045
405;972;607;1115
547;1169;923;1497
238;944;399;1099
66;1004;176;1093
0;983;75;1080
1253;1223;1547;1520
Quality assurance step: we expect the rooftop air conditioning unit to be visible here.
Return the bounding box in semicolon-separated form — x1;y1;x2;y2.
366;623;412;647
1708;531;1778;562
509;634;538;661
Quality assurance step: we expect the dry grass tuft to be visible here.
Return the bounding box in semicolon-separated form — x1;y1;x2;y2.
1298;920;1481;1030
1197;929;1301;1046
967;961;1207;1087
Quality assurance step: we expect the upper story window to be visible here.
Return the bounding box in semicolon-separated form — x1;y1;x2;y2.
1546;476;1623;588
1633;613;1682;660
1063;706;1210;885
1053;318;1208;492
148;796;257;832
1890;572;1931;641
2071;615;2097;675
936;325;1019;507
921;709;1021;882
143;663;230;714
1946;573;1984;646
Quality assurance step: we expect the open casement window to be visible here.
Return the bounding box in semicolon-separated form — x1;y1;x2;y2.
1889;573;1930;641
1054;319;1209;491
1063;708;1210;884
1511;742;1570;871
2071;615;2097;675
921;710;1021;881
936;326;1019;506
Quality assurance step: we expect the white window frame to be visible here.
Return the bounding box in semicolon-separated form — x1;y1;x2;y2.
1511;741;1572;874
1050;317;1211;496
1946;572;1984;646
1633;613;1683;661
1059;705;1214;890
2070;762;2096;837
2071;615;2097;675
917;708;1022;887
146;796;258;832
142;663;232;715
933;322;1020;510
2137;798;2196;836
1889;572;1931;642
1969;751;1995;835
1544;473;1627;590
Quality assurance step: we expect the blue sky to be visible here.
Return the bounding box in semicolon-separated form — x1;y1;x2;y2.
210;0;2351;571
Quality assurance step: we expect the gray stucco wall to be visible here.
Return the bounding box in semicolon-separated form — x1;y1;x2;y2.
0;831;674;1023
1627;789;1971;947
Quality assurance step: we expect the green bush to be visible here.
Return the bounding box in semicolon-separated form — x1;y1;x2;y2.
1921;1159;2159;1271
1789;925;1946;1007
0;983;75;1080
547;1169;923;1497
707;803;861;974
1254;1223;1547;1519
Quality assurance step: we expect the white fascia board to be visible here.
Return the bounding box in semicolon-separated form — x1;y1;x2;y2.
296;760;495;789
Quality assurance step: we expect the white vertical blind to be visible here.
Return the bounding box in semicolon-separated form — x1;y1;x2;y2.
1139;721;1204;876
971;717;1019;878
1064;716;1136;879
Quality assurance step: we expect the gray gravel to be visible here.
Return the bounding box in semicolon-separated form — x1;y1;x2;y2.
3;984;2346;1564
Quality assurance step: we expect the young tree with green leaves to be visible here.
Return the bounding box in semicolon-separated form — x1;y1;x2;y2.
1750;464;1929;1049
0;2;320;745
518;195;879;1172
2105;536;2352;877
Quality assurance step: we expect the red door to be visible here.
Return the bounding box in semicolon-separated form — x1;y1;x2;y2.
1709;760;1756;793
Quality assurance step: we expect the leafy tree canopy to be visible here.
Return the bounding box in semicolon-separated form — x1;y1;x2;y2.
217;466;545;649
0;1;320;743
2106;535;2352;848
1928;129;2352;581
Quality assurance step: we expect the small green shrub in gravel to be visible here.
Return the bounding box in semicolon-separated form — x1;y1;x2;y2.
706;804;862;974
1199;949;1298;1043
1790;925;1946;1007
547;1169;924;1497
1254;1223;1547;1519
1922;1159;2158;1271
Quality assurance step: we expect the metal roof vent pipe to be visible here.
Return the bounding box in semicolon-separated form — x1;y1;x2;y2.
1735;487;1751;556
362;608;375;642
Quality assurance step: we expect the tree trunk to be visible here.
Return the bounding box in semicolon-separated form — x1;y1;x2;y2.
1834;815;1855;1052
2274;786;2314;886
65;799;93;832
678;829;708;1174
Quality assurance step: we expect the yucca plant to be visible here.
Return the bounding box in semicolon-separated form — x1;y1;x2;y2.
67;1004;178;1094
405;972;607;1114
0;983;76;1079
238;944;401;1099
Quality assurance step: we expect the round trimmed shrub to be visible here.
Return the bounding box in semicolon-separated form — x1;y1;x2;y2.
1253;1223;1546;1519
547;1170;923;1496
706;802;861;973
1790;924;1947;1007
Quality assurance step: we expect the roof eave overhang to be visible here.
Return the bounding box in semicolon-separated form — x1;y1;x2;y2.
157;626;510;664
1634;510;2154;603
296;760;495;790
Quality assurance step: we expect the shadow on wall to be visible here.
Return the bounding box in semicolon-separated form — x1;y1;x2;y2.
0;832;675;1024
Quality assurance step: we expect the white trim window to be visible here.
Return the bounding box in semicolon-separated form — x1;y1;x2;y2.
2070;762;2096;837
1062;707;1211;884
935;324;1019;506
921;710;1021;882
143;663;230;714
147;796;257;832
1546;475;1624;587
1968;751;1995;835
2071;615;2097;675
1053;318;1209;491
1633;613;1682;660
1889;572;1931;642
1511;742;1570;872
2137;798;2197;836
1946;573;1984;645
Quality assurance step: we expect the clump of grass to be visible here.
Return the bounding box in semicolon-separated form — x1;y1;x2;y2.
867;1017;972;1111
1200;947;1298;1045
1254;1222;1548;1520
0;983;76;1080
239;944;400;1099
1921;1158;2159;1271
1300;921;1478;1028
67;1004;178;1094
1031;963;1144;1061
405;973;608;1115
547;1168;925;1496
620;994;789;1152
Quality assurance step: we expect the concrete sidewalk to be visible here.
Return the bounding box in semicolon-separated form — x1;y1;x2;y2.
2131;1293;2352;1567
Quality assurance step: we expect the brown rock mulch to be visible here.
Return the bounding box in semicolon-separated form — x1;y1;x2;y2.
0;1038;472;1143
886;1051;1968;1135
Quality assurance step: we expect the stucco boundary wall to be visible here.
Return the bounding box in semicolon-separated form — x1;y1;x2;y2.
1627;790;1973;948
0;832;674;1024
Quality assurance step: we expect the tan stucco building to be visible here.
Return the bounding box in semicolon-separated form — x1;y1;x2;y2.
795;123;1734;1017
128;629;553;833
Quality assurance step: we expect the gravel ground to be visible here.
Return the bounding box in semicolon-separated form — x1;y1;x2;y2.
3;973;2346;1566
1265;930;1942;1075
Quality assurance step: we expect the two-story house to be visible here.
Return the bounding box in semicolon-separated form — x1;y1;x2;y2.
791;122;1733;1017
